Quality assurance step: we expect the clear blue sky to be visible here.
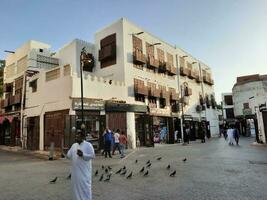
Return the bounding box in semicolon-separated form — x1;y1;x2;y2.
1;0;266;101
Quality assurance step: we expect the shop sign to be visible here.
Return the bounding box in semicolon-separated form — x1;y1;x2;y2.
149;108;171;116
105;102;147;112
72;99;104;110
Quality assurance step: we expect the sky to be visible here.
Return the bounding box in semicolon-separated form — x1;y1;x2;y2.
0;0;266;101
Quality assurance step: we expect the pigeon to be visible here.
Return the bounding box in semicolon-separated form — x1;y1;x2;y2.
101;165;105;170
146;163;151;168
122;166;126;170
120;170;127;176
126;172;133;179
104;176;111;182
50;177;58;184
108;166;112;170
169;170;176;177
166;164;171;170
144;170;149;176
139;167;145;173
146;160;150;164
115;168;122;174
95;170;98;176
135;159;138;164
156;157;162;161
99;174;104;181
105;168;109;173
183;158;187;162
66;174;71;179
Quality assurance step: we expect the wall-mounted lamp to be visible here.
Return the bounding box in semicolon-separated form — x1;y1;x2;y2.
132;31;144;36
149;42;161;47
182;55;188;58
4;50;15;54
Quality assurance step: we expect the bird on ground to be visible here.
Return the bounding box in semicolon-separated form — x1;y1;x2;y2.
99;174;104;181
50;177;58;184
169;170;176;177
183;158;187;162
108;166;112;170
139;167;145;173
156;157;162;161
101;165;105;170
66;174;71;179
166;164;171;170
146;163;151;168
122;166;126;170
126;172;133;179
105;168;109;173
144;170;149;176
115;168;122;174
146;160;150;164
120;170;127;176
135;159;138;164
95;170;98;176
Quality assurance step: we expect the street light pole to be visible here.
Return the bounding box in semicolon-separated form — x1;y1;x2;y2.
80;48;86;130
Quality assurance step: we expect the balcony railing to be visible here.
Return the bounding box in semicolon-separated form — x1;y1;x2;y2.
169;91;179;101
14;94;22;104
133;50;146;65
180;67;189;76
188;70;198;79
166;62;176;75
3;98;9;107
160;90;169;99
158;61;166;73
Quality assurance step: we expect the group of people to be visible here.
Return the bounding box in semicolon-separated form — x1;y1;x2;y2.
102;128;127;158
225;125;240;145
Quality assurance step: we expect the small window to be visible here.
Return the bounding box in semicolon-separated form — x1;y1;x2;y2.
29;79;37;93
243;103;249;109
39;49;43;53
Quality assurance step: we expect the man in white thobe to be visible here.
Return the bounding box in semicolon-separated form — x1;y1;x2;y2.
67;130;95;200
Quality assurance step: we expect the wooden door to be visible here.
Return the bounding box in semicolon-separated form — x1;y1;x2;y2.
44;110;69;150
262;111;267;142
107;112;127;134
27;117;40;150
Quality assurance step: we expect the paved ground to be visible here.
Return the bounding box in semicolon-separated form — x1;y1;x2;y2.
0;137;267;200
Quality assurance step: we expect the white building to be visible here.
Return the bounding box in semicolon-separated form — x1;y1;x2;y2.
232;74;267;143
0;18;219;150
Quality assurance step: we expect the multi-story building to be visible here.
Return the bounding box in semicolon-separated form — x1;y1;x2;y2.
232;74;267;143
0;18;219;150
221;93;235;121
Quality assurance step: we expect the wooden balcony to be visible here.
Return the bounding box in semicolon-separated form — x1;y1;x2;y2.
169;91;179;101
203;75;214;85
0;99;4;109
166;62;176;75
3;83;13;93
147;56;159;69
180;67;189;76
148;88;161;98
134;85;148;96
98;44;116;61
9;96;15;105
14;93;22;104
188;70;198;79
160;90;169;99
133;50;146;65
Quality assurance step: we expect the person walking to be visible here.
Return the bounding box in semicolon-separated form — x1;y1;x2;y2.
112;129;121;155
185;126;190;144
227;125;234;145
200;124;206;143
67;130;95;200
103;128;112;158
233;127;240;145
119;131;127;158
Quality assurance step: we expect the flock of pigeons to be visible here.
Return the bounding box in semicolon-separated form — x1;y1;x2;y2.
50;157;187;184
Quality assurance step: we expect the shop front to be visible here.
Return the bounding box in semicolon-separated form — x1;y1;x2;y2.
0;114;20;146
65;98;106;151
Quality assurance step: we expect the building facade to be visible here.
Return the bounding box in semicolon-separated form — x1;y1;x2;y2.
232;74;267;143
0;18;219;150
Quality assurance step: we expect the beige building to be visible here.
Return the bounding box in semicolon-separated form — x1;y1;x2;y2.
0;18;219;151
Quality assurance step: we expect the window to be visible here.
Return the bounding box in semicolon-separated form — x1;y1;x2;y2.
39;49;43;53
159;98;166;108
29;79;37;93
46;68;60;82
99;33;116;68
224;95;233;105
243;103;249;109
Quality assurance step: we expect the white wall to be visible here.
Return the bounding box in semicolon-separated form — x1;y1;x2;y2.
233;81;267;116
